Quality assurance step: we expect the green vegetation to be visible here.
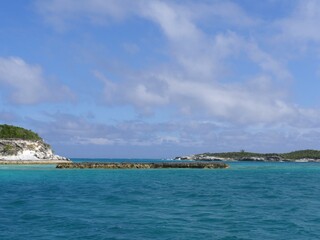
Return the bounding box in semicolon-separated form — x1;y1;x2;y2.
281;150;320;160
0;124;41;141
197;149;320;160
201;151;266;158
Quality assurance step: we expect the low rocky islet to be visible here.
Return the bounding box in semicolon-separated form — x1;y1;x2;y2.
56;162;229;169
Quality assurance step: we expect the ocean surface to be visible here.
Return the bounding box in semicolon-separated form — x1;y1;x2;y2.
0;159;319;240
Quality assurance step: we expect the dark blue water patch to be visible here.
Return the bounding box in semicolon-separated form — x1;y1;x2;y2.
0;161;319;239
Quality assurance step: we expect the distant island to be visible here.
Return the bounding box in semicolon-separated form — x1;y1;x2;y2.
0;124;70;164
175;150;320;162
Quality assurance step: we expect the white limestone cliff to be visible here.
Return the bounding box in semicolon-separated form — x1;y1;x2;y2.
0;139;70;162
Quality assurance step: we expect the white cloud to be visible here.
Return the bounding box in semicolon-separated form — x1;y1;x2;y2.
36;0;135;30
168;77;295;123
37;0;320;126
0;57;74;105
95;32;293;124
205;1;258;27
278;0;320;43
246;42;292;81
131;84;169;106
141;1;202;42
75;137;115;145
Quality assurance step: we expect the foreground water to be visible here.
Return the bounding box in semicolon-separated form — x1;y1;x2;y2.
0;160;319;240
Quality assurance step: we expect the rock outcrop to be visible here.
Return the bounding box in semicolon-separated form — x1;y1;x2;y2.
0;139;70;163
56;162;229;169
175;155;233;161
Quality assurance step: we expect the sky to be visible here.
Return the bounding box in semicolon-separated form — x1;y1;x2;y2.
1;0;320;158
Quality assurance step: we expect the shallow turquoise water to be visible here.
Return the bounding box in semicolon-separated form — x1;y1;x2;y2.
0;160;319;239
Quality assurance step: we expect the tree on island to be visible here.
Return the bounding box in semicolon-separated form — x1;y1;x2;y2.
0;124;41;141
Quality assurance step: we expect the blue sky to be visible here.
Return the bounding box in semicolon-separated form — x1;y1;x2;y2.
1;0;320;158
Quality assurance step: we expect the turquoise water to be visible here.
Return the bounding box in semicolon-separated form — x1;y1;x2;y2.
0;160;319;240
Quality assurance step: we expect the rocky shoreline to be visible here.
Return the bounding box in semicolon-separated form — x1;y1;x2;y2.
175;154;320;162
56;162;229;169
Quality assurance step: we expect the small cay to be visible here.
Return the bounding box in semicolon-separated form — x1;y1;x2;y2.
0;124;70;164
175;150;320;162
56;162;229;169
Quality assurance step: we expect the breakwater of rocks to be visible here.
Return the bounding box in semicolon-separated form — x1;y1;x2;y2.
56;162;229;169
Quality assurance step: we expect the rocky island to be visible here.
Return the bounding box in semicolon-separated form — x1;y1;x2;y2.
0;124;70;164
175;150;320;162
